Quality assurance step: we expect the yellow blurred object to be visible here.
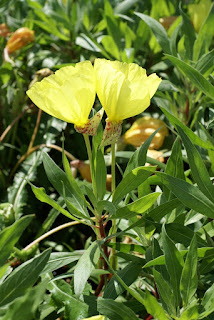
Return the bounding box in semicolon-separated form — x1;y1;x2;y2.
29;68;53;88
188;0;212;33
0;23;11;38
146;150;165;166
123;117;168;149
81;316;105;320
6;27;35;54
159;16;177;30
70;160;112;191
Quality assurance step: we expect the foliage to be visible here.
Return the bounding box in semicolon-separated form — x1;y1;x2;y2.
0;0;214;319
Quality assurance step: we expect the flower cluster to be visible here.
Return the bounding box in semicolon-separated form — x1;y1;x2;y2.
27;59;161;146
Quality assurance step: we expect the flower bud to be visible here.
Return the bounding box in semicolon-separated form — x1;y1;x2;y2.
123;116;168;149
0;23;11;38
6;27;35;54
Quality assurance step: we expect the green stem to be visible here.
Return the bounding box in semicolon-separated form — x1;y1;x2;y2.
83;134;97;198
110;143;117;269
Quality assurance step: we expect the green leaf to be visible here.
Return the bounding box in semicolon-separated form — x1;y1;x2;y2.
106;242;145;255
95;149;107;201
0;280;48;320
41;251;83;274
134;12;171;54
113;166;156;205
0;215;33;267
177;126;214;202
198;283;214;318
114;192;160;219
97;200;116;216
153;269;176;316
179;299;199;320
97;298;139;320
179;4;196;60
148;198;181;221
124;127;161;177
195;49;214;76
162;225;183;307
103;261;143;299
141;289;170;320
0;249;51;307
160;107;214;150
102;35;120;60
157;172;214;218
164;137;185;200
74;241;100;297
180;235;198;306
42;151;88;216
193;3;214;61
165;55;214;100
30;184;78;221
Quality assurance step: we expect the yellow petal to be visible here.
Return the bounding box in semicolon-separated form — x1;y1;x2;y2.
27;61;95;127
81;316;105;320
94;59;161;122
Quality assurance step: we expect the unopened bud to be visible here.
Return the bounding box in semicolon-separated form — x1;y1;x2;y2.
124;117;168;149
0;23;11;38
6;27;35;54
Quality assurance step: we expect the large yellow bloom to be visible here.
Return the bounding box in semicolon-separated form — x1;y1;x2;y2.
27;61;95;127
94;59;161;122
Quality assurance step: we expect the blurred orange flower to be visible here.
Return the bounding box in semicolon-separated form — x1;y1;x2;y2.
6;27;35;54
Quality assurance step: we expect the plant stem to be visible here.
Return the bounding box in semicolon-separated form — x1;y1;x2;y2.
83;133;97;197
27;108;42;152
110;143;117;269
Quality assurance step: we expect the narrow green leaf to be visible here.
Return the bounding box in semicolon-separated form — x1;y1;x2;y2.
97;298;139;320
0;249;51;306
103;261;143;299
142;289;170;320
0;215;33;267
180;235;198;306
113;166;156;205
160;107;214;150
134;12;171;54
198;283;214;318
74;241;100;297
97;200;116;216
30;184;78;221
177;126;214;202
193;3;214;61
157;172;214;218
42;151;87;215
165;55;214;99
106;242;145;254
148;198;181;221
114;192;160;219
195;49;214;76
124;127;161;177
162;225;183;307
95;149;107;200
153;269;176;316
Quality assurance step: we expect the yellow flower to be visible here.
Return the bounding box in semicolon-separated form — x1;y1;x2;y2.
188;0;212;33
81;316;105;320
94;59;161;122
27;61;96;128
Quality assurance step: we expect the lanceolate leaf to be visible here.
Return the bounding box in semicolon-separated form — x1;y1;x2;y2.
134;12;171;54
157;172;214;218
113;166;156;205
74;241;100;297
0;215;33;267
160;107;214;150
97;298;139;320
177;126;214;202
0;249;51;307
165;55;214;100
198;283;214;318
141;289;170;320
180;235;198;306
162;225;183;307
